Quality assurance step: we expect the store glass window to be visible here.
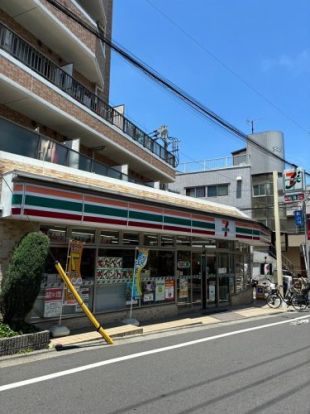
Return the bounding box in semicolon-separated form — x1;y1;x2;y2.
71;229;95;244
80;248;96;281
100;231;119;245
146;250;175;277
144;233;159;246
123;233;139;245
177;251;191;276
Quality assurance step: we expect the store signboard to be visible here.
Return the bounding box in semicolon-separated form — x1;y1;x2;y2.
284;193;304;204
294;210;304;226
283;168;305;193
215;218;236;239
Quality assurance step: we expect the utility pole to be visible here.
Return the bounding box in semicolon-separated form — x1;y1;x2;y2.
303;197;310;281
273;171;283;295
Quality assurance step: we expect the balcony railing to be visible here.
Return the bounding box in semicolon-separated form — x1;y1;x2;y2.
0;117;152;186
178;154;250;173
0;23;176;168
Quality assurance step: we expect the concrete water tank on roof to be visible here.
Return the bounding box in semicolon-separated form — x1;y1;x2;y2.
247;131;285;175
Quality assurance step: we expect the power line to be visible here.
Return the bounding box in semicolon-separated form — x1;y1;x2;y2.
45;0;309;178
144;0;310;136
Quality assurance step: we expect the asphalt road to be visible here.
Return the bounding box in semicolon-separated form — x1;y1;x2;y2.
1;312;309;414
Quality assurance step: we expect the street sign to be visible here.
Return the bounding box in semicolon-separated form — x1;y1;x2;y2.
284;193;305;203
283;168;305;193
294;210;304;226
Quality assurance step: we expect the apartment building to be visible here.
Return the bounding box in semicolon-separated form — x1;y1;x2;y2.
0;0;271;329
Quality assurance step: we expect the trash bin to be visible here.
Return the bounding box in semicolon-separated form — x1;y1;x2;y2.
256;284;268;300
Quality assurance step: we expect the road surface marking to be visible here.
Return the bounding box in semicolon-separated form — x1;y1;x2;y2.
0;314;309;392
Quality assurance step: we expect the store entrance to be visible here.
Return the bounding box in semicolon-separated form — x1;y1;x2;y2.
201;253;217;309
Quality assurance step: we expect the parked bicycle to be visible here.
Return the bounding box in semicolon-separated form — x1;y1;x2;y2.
290;288;310;311
265;282;295;309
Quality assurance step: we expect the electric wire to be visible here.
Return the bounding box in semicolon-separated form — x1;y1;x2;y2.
144;0;309;135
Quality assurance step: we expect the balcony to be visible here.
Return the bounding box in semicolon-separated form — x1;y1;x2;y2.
0;0;103;85
0;117;152;186
0;23;176;169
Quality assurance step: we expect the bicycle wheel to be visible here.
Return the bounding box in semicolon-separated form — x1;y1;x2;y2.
266;293;282;308
291;294;308;311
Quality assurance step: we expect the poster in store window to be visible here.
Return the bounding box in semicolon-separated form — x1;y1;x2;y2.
155;279;165;301
179;278;188;299
142;280;155;303
75;287;90;312
43;287;63;317
44;300;63;318
209;284;216;302
165;279;175;300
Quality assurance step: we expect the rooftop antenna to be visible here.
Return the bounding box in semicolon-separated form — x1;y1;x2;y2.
246;119;261;134
151;125;180;167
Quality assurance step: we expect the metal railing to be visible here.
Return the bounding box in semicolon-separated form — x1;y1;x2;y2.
0;23;176;168
0;117;152;186
178;154;250;173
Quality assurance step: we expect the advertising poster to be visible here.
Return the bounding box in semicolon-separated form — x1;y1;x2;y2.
155;280;165;301
96;257;123;281
179;278;188;299
75;287;90;312
44;287;62;301
142;280;155;303
209;284;216;302
165;279;175;301
44;287;63;317
44;301;62;318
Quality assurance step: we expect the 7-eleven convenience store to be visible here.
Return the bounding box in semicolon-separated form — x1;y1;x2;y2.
0;171;271;329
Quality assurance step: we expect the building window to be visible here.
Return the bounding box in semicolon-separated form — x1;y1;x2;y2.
185;186;205;198
253;183;272;197
236;180;242;199
207;184;229;197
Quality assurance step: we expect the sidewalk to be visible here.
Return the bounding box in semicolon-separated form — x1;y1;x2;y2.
50;303;287;347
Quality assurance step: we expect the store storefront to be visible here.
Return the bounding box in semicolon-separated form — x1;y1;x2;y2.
2;176;271;325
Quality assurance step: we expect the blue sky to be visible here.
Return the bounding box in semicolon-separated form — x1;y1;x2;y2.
110;0;310;177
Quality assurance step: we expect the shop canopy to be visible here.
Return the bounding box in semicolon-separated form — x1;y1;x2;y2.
1;170;271;246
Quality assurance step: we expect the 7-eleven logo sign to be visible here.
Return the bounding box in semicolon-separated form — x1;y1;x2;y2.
215;218;236;239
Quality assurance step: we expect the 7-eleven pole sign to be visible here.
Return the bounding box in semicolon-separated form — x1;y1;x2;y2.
283;168;305;193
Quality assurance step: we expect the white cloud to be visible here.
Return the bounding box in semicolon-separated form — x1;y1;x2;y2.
261;49;310;75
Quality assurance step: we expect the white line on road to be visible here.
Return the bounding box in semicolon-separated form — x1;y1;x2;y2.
1;314;309;392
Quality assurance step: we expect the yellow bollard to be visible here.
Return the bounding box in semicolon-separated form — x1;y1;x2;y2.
54;261;113;345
